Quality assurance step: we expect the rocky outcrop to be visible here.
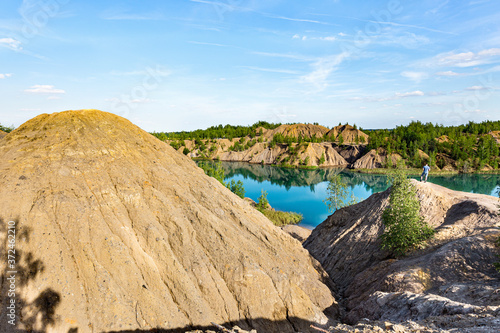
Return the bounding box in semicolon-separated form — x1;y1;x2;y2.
352;148;402;169
304;180;500;326
334;145;366;164
0;110;338;333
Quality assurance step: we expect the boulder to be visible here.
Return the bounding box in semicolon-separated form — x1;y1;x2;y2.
0;110;338;333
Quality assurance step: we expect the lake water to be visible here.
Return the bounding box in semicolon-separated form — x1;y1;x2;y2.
203;161;500;229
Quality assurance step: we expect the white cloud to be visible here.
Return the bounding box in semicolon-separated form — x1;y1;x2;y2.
401;71;429;83
0;73;12;79
395;91;425;97
25;85;66;94
301;52;349;91
318;36;336;41
0;38;22;50
338;32;347;37
433;48;500;67
435;71;461;76
292;34;300;39
240;66;299;74
465;85;489;91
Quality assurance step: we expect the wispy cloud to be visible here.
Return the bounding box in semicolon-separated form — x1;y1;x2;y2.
263;14;334;26
350;90;426;102
110;69;171;77
395;90;425;97
432;48;500;67
435;70;461;76
188;41;232;48
252;51;312;62
25;85;66;94
240;66;300;75
0;73;12;79
346;16;457;35
301;52;350;91
0;37;22;50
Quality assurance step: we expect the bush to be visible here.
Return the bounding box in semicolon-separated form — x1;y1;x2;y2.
380;168;434;256
183;147;190;155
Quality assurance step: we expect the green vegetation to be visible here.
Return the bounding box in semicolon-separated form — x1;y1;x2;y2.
259;209;303;227
367;120;500;170
151;121;281;141
227;179;245;199
323;174;358;213
255;190;303;226
256;190;270;210
198;161;245;198
0;123;14;133
380;167;435;256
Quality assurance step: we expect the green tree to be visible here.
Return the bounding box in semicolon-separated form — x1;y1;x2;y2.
182;147;190;155
338;134;344;145
323;174;358;213
319;153;326;165
380;168;434;256
256;190;270;210
228;180;245;198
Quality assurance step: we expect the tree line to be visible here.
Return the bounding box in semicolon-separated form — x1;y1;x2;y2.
367;120;500;170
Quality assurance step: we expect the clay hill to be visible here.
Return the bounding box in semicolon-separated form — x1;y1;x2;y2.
178;124;369;168
304;180;500;331
0;110;338;333
262;123;330;140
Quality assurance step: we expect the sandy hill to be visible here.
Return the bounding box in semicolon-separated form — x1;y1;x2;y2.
263;123;330;140
0;129;7;139
0;110;338;333
325;125;369;144
304;181;500;329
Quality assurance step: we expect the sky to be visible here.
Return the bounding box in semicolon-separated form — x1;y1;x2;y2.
1;0;499;131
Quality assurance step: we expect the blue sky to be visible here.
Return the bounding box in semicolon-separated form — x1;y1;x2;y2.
1;0;499;131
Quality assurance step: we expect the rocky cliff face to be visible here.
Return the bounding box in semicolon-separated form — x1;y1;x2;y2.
0;110;338;333
351;148;402;169
304;181;500;329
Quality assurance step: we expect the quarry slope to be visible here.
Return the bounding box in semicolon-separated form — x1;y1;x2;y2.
0;110;338;333
304;180;500;330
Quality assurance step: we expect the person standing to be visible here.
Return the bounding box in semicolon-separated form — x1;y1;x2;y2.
421;163;430;182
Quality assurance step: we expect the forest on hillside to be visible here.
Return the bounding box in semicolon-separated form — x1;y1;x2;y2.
151;120;500;171
366;120;500;170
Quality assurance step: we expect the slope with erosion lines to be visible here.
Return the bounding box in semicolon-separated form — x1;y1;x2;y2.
0;110;338;333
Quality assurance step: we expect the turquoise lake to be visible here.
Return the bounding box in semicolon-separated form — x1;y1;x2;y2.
210;162;500;229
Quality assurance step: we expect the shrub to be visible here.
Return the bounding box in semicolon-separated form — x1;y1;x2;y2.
380;168;434;256
182;147;190;155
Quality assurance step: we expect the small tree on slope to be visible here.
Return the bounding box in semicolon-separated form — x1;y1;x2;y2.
381;168;434;256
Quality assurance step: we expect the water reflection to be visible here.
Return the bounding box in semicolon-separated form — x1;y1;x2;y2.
197;161;500;228
220;161;500;197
